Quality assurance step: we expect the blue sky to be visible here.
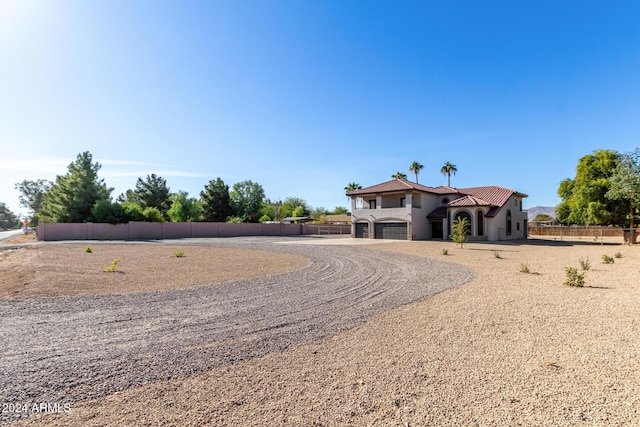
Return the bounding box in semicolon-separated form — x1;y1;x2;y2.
1;1;639;216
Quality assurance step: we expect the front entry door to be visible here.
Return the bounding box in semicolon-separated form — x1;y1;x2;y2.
432;220;443;239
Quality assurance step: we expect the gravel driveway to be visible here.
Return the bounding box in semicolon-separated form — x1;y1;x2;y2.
0;237;472;424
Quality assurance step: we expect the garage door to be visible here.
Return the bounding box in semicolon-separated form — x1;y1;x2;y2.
355;223;368;238
375;223;407;240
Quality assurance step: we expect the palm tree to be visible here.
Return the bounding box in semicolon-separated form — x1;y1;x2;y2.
440;162;458;187
344;182;362;193
409;161;424;184
344;182;362;206
392;172;408;180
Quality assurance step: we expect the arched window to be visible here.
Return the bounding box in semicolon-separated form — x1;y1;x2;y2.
506;209;512;235
477;210;484;236
455;211;472;235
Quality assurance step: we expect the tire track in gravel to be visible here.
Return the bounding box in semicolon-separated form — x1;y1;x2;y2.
0;238;472;423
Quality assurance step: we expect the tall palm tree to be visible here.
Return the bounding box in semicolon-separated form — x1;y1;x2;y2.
344;182;362;206
344;182;362;193
392;172;408;180
409;161;424;184
440;162;458;187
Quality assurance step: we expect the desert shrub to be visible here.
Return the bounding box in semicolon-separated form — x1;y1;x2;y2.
519;262;530;273
85;246;93;253
173;250;185;258
564;266;585;287
450;217;470;249
614;252;623;259
104;258;121;273
579;257;591;271
602;254;614;264
493;251;502;259
441;249;449;255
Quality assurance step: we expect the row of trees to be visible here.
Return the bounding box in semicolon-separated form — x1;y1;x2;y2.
557;148;640;227
15;151;349;225
0;203;21;230
390;161;458;186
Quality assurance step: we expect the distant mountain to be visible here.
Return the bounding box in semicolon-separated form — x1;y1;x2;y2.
527;206;557;221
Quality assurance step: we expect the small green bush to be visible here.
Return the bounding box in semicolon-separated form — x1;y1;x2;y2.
173;250;185;258
519;262;530;274
450;217;470;249
441;249;449;255
564;266;585;287
104;258;121;272
614;252;623;259
579;257;591;271
85;246;93;253
602;254;614;264
493;251;502;259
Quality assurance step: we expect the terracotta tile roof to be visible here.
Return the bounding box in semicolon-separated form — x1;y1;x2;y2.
347;179;441;196
485;206;502;217
426;206;448;219
430;186;460;195
457;186;527;208
448;195;492;207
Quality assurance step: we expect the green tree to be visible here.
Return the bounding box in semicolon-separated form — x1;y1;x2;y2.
344;182;362;207
142;207;165;222
450;216;470;248
39;151;112;223
90;200;128;224
14;179;52;217
283;197;309;216
310;206;329;221
344;182;362;193
331;206;349;215
274;201;292;221
392;172;407;180
200;178;231;222
440;162;457;187
121;202;146;222
556;150;620;225
606;148;640;228
167;191;203;222
125;174;171;219
0;203;20;230
291;205;305;218
409;161;424;184
258;213;272;223
230;180;265;222
532;214;554;223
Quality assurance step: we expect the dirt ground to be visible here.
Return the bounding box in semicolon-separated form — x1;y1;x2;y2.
0;241;307;299
3;236;640;426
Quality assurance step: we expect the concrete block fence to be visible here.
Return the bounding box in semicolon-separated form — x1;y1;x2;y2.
37;222;351;241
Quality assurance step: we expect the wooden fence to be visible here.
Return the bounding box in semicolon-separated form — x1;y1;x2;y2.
528;225;629;237
528;225;638;243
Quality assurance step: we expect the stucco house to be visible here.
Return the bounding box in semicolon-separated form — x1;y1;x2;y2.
347;179;528;241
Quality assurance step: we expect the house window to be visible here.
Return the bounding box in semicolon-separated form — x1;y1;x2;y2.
455;211;472;235
400;197;406;207
506;209;512;235
369;200;376;209
477;210;484;236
